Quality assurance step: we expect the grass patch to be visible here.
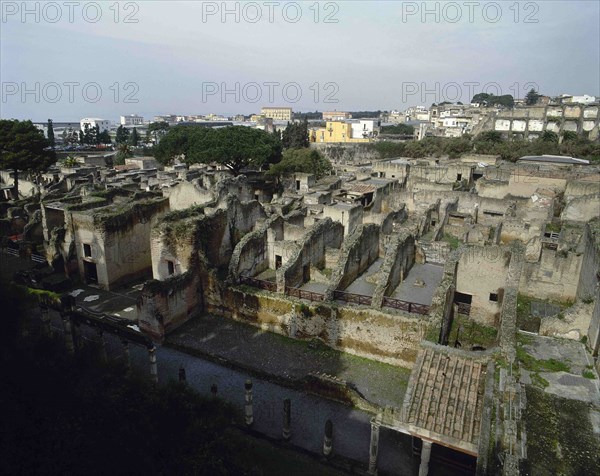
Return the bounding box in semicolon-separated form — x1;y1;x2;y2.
517;345;571;373
424;324;440;343
522;386;600;475
530;372;549;389
449;314;498;349
16;285;61;306
441;233;461;250
582;369;596;379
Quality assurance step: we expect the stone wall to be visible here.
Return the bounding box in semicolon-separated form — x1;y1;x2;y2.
561;194;600;222
138;271;203;341
221;288;427;367
565;179;600;199
163;180;214;211
277;218;344;291
372;231;415;308
488;104;600;140
577;222;600;301
327;224;380;296
310;143;380;164
456;246;510;326
520;249;582;301
72;198;169;290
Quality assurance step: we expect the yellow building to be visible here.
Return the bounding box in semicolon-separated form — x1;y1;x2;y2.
309;121;371;143
261;107;293;121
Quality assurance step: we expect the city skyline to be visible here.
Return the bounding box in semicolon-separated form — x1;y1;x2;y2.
2;1;599;121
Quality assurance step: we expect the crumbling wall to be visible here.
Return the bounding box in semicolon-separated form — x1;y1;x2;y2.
229;228;268;279
520;249;582;301
561;194;600;222
163;180;214;211
429;248;461;345
500;221;541;244
565;179;600;199
277;218;343;291
577;222;600;301
137;271;203;341
372;231;415;308
327;224;380;296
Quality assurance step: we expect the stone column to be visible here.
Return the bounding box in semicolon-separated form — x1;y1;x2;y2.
40;302;51;336
179;366;186;383
97;329;107;362
73;321;83;350
323;419;333;457
121;339;131;370
368;421;380;475
418;440;433;476
148;346;158;383
244;380;254;426
61;314;74;353
282;398;291;441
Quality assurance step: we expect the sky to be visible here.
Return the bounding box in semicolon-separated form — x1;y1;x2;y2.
1;0;599;122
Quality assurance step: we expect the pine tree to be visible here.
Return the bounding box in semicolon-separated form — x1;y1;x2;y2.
130;127;139;146
47;119;55;147
525;88;540;106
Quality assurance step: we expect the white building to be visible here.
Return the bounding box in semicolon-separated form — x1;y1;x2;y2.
567;95;596;105
120;114;144;126
350;119;380;139
80;118;111;133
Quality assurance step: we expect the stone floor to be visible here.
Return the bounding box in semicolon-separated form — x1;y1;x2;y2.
519;333;600;404
300;281;328;294
344;258;383;295
168;314;412;409
391;263;444;305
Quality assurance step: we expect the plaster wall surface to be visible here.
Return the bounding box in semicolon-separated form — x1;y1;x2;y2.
456;246;509;326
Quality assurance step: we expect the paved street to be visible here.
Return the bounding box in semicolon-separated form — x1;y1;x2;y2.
43;307;420;476
4;252;464;475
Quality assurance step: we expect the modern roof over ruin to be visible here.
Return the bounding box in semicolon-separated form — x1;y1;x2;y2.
518;155;590;165
400;345;489;455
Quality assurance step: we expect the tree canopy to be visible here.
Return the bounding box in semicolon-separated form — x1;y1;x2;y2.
525;88;540;106
129;127;140;146
154;125;282;175
370;132;599;163
267;148;332;179
47;119;55;147
115;125;130;144
281;119;309;149
471;93;515;108
380;124;415;135
0;119;55;199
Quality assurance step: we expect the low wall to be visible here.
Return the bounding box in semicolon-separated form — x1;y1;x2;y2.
221;287;426;367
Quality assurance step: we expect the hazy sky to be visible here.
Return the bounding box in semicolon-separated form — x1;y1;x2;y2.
1;0;599;122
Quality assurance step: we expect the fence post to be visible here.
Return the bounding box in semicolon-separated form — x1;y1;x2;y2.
282;398;291;441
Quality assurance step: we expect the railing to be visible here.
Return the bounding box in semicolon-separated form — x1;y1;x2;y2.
333;290;372;306
31;254;46;264
286;286;325;302
382;296;430;315
6;247;19;257
456;302;471;316
240;276;277;292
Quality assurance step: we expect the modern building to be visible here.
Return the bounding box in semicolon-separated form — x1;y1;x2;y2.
562;95;597;105
261;107;292;121
322;111;352;121
80;118;111;133
120;114;144;126
309;119;379;143
153;115;178;124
